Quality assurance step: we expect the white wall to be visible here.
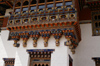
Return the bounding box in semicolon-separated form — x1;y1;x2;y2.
0;33;8;66
1;30;17;58
73;24;100;66
1;30;73;66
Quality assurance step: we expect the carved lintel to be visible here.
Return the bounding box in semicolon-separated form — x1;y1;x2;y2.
33;40;37;47
44;38;48;47
55;39;60;46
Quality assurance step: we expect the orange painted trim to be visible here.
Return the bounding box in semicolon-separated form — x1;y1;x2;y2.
55;23;58;26
69;22;72;25
14;27;16;30
18;26;20;30
64;22;67;26
21;26;24;29
10;27;13;30
25;26;28;29
74;22;77;25
37;25;40;28
29;25;32;28
50;23;53;27
33;25;36;28
42;24;44;27
6;28;9;30
59;23;62;26
46;24;49;27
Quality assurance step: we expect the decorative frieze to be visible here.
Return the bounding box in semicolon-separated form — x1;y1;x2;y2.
3;58;15;66
27;49;55;58
27;49;54;66
9;28;78;49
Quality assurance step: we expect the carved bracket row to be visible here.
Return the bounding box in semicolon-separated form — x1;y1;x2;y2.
10;28;78;49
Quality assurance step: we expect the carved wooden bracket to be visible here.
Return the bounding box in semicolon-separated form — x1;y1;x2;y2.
44;38;49;47
23;38;28;47
51;29;62;46
33;40;37;47
20;32;29;47
40;30;51;47
29;31;40;47
10;32;20;47
64;38;72;46
63;28;77;54
55;39;60;46
13;40;18;47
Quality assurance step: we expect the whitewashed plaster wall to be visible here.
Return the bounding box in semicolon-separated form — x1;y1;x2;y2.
1;30;73;66
73;24;100;66
0;33;8;66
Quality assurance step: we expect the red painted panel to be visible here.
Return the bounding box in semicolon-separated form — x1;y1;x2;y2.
79;8;91;21
2;17;8;27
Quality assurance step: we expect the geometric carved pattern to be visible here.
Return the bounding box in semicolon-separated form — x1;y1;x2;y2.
3;58;15;66
9;28;78;48
27;49;54;66
27;49;54;58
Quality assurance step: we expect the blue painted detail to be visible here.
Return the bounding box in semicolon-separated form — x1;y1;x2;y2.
29;31;34;35
25;31;28;33
47;34;50;37
69;28;73;30
44;34;46;37
27;49;55;52
41;30;44;32
67;32;70;35
57;29;61;31
64;28;67;30
42;34;44;37
44;60;50;61
33;59;39;61
74;35;76;39
64;33;67;36
3;58;15;61
46;30;49;31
